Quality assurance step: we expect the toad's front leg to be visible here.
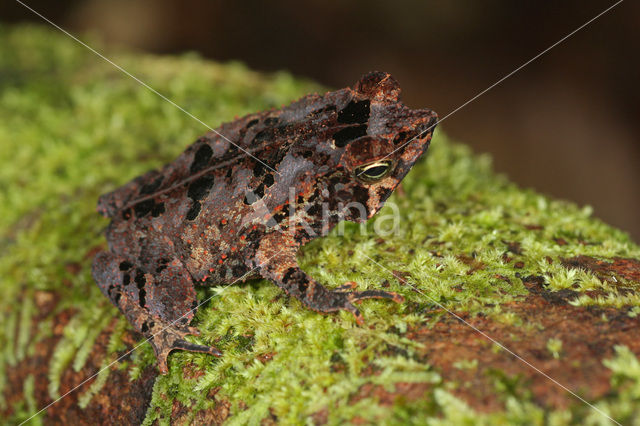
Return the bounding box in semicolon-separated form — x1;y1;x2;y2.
255;237;403;324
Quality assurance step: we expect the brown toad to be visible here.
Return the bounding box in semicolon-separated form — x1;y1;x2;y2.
92;71;437;373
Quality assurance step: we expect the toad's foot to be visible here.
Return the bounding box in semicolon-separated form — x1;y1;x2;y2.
330;284;404;325
148;323;222;374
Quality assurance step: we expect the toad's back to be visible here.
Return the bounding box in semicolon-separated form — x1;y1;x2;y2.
96;85;361;282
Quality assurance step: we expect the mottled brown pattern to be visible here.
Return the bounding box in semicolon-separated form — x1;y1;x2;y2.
92;72;437;373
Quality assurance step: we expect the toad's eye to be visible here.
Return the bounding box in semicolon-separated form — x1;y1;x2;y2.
355;160;394;182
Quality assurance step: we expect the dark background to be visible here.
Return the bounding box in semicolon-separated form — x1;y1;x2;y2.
3;0;639;241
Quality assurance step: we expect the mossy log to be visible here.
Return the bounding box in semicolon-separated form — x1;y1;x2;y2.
1;25;639;425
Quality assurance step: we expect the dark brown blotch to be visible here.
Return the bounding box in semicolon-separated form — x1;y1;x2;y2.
226;144;239;156
263;173;275;188
134;271;146;287
334;125;367;148
306;203;321;217
336;189;352;202
134;271;147;308
138;286;146;308
264;117;280;126
188;176;214;201
254;183;266;199
282;267;298;284
186;201;201;220
392;131;409;145
253;162;266;177
282;267;310;295
140;176;164;195
156;258;169;274
190;144;213;173
232;264;249;278
134;200;155;218
376;186;392;201
151;202;165;217
272;209;288;224
353;186;370;204
253;129;273;144
338;100;370;125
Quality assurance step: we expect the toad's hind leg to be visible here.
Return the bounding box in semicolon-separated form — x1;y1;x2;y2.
92;252;221;374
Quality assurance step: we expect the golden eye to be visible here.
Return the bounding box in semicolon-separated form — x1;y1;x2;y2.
355;160;394;182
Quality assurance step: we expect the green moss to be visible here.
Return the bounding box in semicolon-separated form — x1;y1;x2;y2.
597;346;640;424
1;24;640;424
546;338;563;360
